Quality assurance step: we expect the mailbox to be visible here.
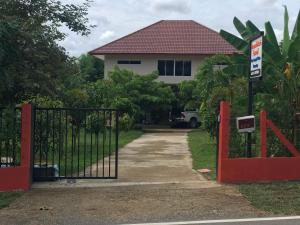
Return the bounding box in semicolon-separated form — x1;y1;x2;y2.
236;115;255;133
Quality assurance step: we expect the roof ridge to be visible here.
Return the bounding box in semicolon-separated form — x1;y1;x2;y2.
89;20;237;55
89;20;164;55
190;20;220;35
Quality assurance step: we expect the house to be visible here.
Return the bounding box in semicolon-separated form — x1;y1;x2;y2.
89;20;236;84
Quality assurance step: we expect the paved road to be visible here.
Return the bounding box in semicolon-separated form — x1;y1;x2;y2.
0;130;270;225
121;217;300;225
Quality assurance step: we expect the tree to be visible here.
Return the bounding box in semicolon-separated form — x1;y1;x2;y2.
177;80;199;110
219;6;300;154
78;54;104;82
0;0;93;105
87;67;175;122
195;55;248;137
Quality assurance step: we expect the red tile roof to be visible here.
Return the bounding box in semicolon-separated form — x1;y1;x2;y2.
89;20;237;55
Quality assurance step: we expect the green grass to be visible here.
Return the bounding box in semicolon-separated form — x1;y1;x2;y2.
188;129;300;215
239;182;300;215
188;129;217;180
0;192;22;209
119;130;143;148
34;129;143;176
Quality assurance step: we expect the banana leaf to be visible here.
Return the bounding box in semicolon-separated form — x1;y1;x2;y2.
288;36;300;61
283;5;291;56
233;17;252;41
291;10;300;40
219;30;248;53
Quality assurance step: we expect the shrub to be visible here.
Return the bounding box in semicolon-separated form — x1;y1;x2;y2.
119;113;134;131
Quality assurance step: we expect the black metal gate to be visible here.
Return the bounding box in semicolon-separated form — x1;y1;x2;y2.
32;107;119;180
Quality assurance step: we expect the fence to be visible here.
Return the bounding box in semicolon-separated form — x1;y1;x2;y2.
217;101;300;183
0;105;33;191
32;107;119;180
0;107;22;168
0;104;120;191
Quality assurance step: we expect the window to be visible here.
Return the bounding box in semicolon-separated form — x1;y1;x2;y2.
158;60;191;76
183;61;191;76
158;60;165;75
158;60;174;76
166;60;174;76
175;61;191;76
175;61;183;76
117;60;141;64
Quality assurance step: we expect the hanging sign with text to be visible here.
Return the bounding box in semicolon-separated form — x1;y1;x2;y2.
250;35;263;80
236;115;255;133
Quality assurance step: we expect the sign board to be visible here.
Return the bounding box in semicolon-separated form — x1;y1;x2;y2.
236;115;255;133
250;35;263;80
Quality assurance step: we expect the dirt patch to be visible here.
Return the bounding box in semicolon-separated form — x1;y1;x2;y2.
0;130;270;224
0;184;268;225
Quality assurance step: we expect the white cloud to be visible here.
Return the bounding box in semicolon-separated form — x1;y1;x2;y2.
151;0;191;14
59;0;299;56
254;0;278;6
99;30;115;41
274;28;283;41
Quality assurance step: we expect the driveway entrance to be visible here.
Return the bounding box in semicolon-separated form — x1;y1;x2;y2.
0;129;267;225
117;129;206;183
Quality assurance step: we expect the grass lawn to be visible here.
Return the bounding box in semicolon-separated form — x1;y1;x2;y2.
0;130;143;209
188;129;217;180
119;130;143;148
34;129;143;177
188;129;300;215
239;182;300;215
0;192;22;209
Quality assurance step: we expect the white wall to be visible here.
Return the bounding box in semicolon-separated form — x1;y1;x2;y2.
99;54;209;84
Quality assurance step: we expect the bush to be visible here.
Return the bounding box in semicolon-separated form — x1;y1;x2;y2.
119;113;134;131
86;112;105;134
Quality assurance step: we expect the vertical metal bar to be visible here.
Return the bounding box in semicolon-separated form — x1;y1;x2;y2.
96;111;99;177
109;110;112;177
12;108;16;166
5;113;9;167
52;110;55;167
115;111;119;178
32;107;36;171
39;110;43;177
90;120;93;177
65;110;68;177
0;109;2;167
58;110;62;177
102;110;106;177
71;113;74;177
77;115;80;177
84;111;87;177
45;110;49;170
216;113;220;179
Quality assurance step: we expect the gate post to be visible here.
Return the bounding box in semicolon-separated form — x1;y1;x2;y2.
20;104;33;190
217;101;230;183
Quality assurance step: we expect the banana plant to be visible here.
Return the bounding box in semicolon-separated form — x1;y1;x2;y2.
220;6;299;76
219;6;300;149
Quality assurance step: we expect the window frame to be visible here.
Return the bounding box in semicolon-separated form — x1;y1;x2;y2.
117;60;141;65
158;59;192;76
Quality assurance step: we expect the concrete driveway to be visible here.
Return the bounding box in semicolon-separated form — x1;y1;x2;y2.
0;129;268;225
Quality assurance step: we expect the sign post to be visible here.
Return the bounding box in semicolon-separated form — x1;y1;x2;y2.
247;32;264;157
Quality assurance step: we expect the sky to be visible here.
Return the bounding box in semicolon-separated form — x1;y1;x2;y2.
60;0;299;56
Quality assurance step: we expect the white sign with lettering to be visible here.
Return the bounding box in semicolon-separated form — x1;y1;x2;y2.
250;35;263;79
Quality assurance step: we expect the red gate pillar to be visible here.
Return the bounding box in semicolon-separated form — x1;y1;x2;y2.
0;104;33;191
217;101;230;183
20;104;33;190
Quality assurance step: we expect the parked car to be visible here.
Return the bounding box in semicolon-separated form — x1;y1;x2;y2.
169;109;201;128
